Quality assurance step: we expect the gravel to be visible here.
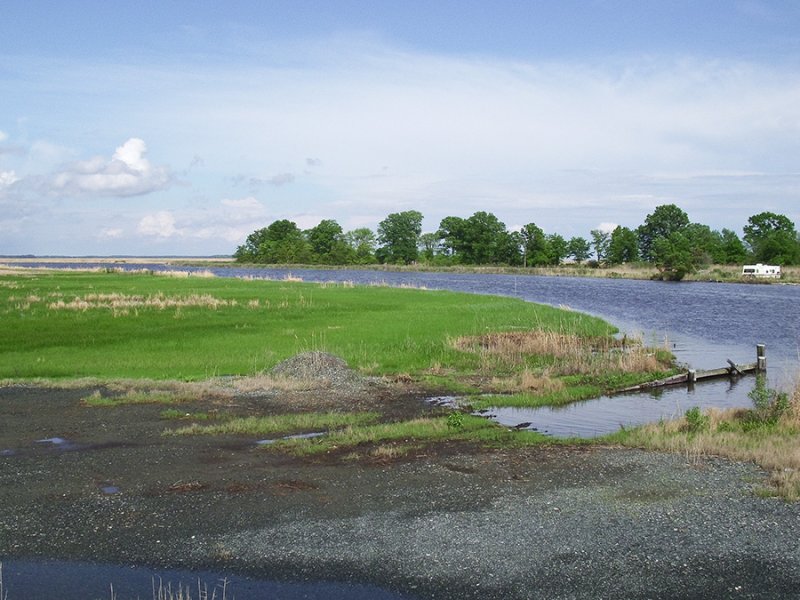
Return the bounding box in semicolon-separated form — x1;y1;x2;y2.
2;385;800;599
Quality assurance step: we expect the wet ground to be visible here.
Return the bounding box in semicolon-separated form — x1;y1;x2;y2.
2;383;800;599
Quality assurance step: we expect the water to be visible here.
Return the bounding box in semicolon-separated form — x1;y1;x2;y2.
0;559;413;600
13;261;800;409
5;262;800;590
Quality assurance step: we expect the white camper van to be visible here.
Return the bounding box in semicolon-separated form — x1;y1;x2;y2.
742;264;781;278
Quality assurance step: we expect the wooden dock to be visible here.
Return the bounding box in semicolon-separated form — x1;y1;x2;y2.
616;344;766;393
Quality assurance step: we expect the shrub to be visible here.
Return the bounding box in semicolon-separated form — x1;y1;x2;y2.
683;406;710;433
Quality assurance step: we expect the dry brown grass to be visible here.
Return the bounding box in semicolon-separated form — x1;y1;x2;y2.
490;368;565;394
451;330;664;376
47;292;237;313
622;379;800;500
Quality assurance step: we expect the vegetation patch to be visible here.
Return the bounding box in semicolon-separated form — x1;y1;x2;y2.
82;390;190;407
611;376;800;500
166;412;381;437
264;414;551;456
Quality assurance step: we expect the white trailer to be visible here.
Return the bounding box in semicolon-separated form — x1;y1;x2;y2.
742;264;781;278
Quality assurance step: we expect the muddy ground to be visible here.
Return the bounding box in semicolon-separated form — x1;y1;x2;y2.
2;381;800;599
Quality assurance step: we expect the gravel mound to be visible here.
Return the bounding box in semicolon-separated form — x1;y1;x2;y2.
270;351;363;388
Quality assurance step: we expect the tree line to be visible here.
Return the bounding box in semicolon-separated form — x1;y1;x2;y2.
234;204;800;280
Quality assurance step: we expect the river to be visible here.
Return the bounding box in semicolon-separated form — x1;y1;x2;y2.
10;262;800;436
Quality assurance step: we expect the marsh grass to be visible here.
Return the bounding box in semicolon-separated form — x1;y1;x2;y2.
264;414;549;455
166;412;380;436
0;270;626;383
82;390;192;407
612;377;800;499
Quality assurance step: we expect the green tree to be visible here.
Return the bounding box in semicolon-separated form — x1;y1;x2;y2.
546;233;568;266
239;219;311;264
567;236;591;263
461;211;510;264
418;232;441;262
652;231;695;280
234;226;270;262
520;223;550;267
437;216;467;260
683;223;720;268
637;204;690;262
306;219;353;264
345;228;378;264
377;210;423;264
606;226;638;265
714;228;748;264
590;229;611;263
743;212;800;264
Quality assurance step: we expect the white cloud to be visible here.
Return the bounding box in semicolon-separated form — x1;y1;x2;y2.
49;138;172;197
0;131;7;142
98;228;123;239
138;211;179;237
596;222;619;234
0;171;18;187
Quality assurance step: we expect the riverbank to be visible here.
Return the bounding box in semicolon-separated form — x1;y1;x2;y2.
2;257;799;284
3;382;800;600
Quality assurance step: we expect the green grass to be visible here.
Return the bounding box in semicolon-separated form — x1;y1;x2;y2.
166;411;381;436
0;270;618;382
82;390;186;406
264;414;552;455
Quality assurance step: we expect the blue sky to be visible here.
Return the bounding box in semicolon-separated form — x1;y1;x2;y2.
1;1;799;255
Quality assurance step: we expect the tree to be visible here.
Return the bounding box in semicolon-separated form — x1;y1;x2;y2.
683;223;719;268
546;234;568;266
418;232;441;262
590;229;611;263
437;216;467;259
236;219;311;264
460;211;510;264
652;231;695;280
743;212;800;264
714;228;748;264
234;227;270;262
637;204;689;262
377;210;423;264
306;219;353;264
520;223;550;267
345;228;378;264
606;226;638;265
567;236;591;263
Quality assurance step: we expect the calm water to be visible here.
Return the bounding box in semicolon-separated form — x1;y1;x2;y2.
0;559;413;600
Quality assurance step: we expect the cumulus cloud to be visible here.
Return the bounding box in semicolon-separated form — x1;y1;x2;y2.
138;211;179;237
596;222;619;234
49;138;172;197
0;171;18;187
98;228;124;240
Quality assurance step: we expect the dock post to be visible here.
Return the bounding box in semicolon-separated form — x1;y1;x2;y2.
757;344;767;371
688;369;697;383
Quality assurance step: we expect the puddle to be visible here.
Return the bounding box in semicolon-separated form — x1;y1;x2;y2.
34;437;80;451
256;432;326;445
0;559;415;600
425;376;757;438
1;448;16;456
99;485;120;495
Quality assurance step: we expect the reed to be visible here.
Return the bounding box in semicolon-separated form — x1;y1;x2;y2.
613;376;800;499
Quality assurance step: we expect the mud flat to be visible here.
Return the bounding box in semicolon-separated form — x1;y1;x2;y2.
2;383;800;599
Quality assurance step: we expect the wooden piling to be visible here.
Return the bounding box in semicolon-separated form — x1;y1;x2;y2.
757;344;766;371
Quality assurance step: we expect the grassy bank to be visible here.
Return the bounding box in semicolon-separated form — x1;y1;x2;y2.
0;270;671;399
610;376;800;499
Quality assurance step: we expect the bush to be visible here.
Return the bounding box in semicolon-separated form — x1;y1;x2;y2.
745;375;790;428
684;406;710;433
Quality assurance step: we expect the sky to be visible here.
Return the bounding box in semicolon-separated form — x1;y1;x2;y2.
1;1;799;256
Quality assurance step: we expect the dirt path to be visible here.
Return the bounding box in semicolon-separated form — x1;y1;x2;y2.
2;384;800;599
